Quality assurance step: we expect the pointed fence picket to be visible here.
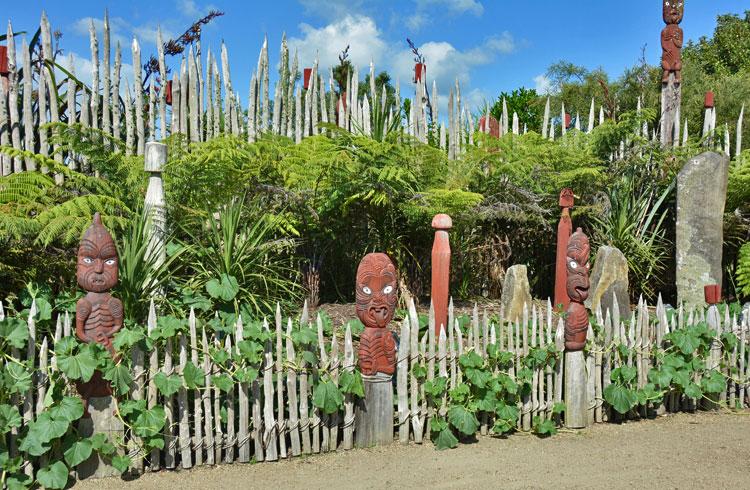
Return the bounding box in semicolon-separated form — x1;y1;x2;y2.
0;295;748;484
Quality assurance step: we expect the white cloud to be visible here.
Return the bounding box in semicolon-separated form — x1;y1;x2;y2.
534;74;552;94
71;15;176;52
179;0;200;18
406;0;484;31
288;15;388;70
299;0;365;21
392;33;516;90
417;0;484;16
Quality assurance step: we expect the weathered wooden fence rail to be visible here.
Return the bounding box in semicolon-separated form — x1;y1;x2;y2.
1;294;748;479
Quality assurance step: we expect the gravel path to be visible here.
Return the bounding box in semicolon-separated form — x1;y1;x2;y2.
77;411;750;489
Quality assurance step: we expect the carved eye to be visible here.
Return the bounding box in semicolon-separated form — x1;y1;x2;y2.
383;285;393;294
105;259;116;266
569;261;578;269
362;286;372;295
83;257;93;264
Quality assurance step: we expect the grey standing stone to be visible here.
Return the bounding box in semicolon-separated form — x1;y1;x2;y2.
77;396;124;479
355;373;393;447
585;246;629;317
501;264;532;322
676;152;729;307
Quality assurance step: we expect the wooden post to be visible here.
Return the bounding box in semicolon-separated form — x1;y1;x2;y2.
275;304;287;457
286;318;302;455
564;350;588;428
144;142;167;267
189;310;203;466
397;318;410;444
408;298;423;443
431;214;452;336
262;319;278;460
133;39;144;155
554;189;574;311
355;372;394;447
146;301;160;470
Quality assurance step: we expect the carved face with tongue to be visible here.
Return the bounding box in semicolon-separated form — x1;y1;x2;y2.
565;228;590;303
355;253;398;329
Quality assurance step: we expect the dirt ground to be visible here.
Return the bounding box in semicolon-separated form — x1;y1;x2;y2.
77;411;750;490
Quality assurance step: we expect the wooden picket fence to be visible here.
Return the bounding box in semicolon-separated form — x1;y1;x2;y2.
1;11;745;178
2;292;749;479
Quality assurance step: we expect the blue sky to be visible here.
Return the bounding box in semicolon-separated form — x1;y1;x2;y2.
6;0;746;113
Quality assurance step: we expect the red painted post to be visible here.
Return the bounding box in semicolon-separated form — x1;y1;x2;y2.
431;214;452;335
554;189;574;311
0;46;8;76
704;284;720;305
303;68;312;90
414;63;426;83
704;91;715;109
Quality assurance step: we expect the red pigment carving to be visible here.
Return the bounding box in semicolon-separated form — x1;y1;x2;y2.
554;189;574;311
76;213;123;401
356;253;398;376
431;214;452;335
564;228;590;352
661;0;684;83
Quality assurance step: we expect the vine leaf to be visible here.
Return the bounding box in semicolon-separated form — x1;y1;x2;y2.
0;404;23;432
313;378;343;414
339;370;364;397
0;318;29;349
154;372;182;397
111;455;131;474
212;374;234;392
36;461;69;489
57;348;98;382
49;397;84;423
183;361;206;389
603;383;637;414
447;405;479;435
63;438;93;467
205;274;240;301
104;363;134;395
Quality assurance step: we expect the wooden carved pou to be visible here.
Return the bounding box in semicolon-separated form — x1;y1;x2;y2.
76;213;123;356
661;0;684;83
554;188;574;311
564;228;590;351
356;253;398;376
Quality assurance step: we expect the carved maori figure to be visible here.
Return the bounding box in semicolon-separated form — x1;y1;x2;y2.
564;228;590;351
661;0;684;83
356;253;398;376
554;188;574;311
76;213;123;356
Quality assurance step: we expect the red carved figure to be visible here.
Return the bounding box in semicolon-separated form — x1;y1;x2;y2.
356;253;398;376
554;189;574;311
564;228;590;351
661;0;684;83
431;214;452;335
76;213;123;356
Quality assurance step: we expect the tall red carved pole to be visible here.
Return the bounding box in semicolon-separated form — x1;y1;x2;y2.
660;0;684;147
431;214;452;335
554;189;574;311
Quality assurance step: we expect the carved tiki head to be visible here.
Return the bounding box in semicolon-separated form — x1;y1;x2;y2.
663;0;684;25
565;228;590;303
559;188;574;208
355;253;398;329
77;213;118;293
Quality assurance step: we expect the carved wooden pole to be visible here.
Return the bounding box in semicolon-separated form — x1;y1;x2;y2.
554;189;574;311
75;214;125;478
355;253;398;447
660;0;683;147
144;142;167;269
431;214;452;335
563;228;591;429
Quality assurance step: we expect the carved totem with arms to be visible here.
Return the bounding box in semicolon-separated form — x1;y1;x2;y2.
356;253;398;376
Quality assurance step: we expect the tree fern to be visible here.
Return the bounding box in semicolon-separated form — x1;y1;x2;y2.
738;242;750;298
35;195;131;246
